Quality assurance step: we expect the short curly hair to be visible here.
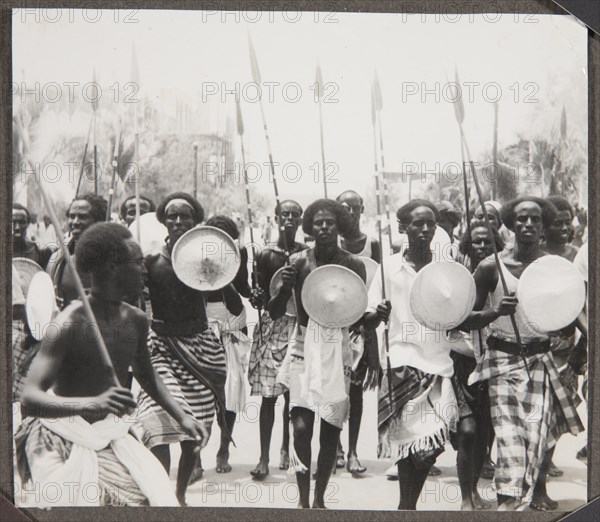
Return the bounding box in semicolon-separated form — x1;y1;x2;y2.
12;202;31;222
119;195;156;220
546;195;574;219
205;215;240;240
155;192;204;225
75;222;133;274
396;199;440;226
500;196;558;231
66;193;108;223
274;199;303;216
302;199;352;236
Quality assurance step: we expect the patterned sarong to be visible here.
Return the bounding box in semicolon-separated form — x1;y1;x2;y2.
248;313;295;397
12;320;29;401
378;366;457;467
137;326;226;448
473;345;584;502
15;417;161;506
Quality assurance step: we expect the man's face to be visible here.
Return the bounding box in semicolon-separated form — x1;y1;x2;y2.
12;209;28;242
545;210;572;245
472;205;499;228
276;202;302;236
116;239;146;300
470;227;494;265
337;193;363;231
124;199;151;226
405;206;436;247
513;201;543;244
312;209;339;246
165;202;195;243
68;200;96;241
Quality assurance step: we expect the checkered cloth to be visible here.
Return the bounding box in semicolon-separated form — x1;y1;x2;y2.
137;326;227;448
248;314;295;397
12;320;39;402
473;342;584;501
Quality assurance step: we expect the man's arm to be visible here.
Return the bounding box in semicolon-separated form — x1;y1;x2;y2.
370;238;381;264
21;308;136;418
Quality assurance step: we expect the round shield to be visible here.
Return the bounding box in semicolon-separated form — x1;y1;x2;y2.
410;261;476;330
269;266;297;316
13;257;44;298
172;225;241;291
358;256;379;289
518;255;586;333
301;265;368;328
26;272;58;341
128;212;168;255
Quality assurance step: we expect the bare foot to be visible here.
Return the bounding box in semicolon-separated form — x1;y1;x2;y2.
480;456;495;479
250;459;269;480
461;501;474;511
531;494;558;511
279;449;290;470
347;454;367;475
336;449;345;468
547;461;563;478
176;492;187;507
312;500;327;509
298;501;310;509
428;465;441;476
188;456;204;485
473;489;492;510
216;449;232;473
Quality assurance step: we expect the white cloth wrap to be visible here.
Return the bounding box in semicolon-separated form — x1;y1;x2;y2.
31;414;178;507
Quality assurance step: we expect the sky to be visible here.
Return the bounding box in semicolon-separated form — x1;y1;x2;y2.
13;9;588;207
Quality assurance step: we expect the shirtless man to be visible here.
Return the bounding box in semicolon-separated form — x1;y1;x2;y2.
120;195;156;226
335;190;380;474
46;193;108;310
16;222;207;506
460;197;583;510
136;192;227;505
274;199;366;508
248;200;307;479
12;203;54;268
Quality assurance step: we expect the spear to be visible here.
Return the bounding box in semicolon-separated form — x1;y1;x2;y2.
74;114;94;197
492;100;498;200
371;79;393;411
131;43;141;243
248;35;302;326
560;106;567;196
236;100;263;344
92;68;99;195
373;71;394;254
192;142;199;200
106;121;122;221
450;69;531;380
13;116;120;387
315;64;328;198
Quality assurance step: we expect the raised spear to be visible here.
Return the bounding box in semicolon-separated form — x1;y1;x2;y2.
92;68;99;195
131;43;141;243
450;68;531;380
315;64;328;198
373;71;394;254
371;79;393;411
560;106;567;196
106;121;122;221
248;35;302;326
236;100;263;344
74;114;94;198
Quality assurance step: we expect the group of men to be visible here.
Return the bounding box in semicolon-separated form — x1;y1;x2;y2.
11;185;587;511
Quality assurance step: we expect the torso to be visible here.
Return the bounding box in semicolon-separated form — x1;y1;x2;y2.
255;242;308;300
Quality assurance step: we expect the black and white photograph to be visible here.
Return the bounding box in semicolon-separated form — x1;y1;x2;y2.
8;6;590;514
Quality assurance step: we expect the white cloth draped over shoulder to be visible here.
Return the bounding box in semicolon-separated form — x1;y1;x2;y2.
29;413;178;507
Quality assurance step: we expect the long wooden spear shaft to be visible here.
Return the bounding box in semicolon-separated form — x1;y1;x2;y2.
92;68;99;195
248;36;302;324
462;133;532;381
315;64;328;198
373;73;394;253
14;117;119;386
106;121;122;221
371;82;393;410
236;100;263;344
75;113;94;198
131;44;141;242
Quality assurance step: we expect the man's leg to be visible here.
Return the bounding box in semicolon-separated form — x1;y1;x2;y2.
472;410;492;509
216;410;236;473
531;447;559;511
456;416;479;510
290;407;315;508
251;396;277;478
347;382;366;475
280;391;290;469
151;444;171;473
396;457;432;510
314;419;342;508
176;441;198;506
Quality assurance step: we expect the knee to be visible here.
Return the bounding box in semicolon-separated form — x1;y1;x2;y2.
459;418;477;444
